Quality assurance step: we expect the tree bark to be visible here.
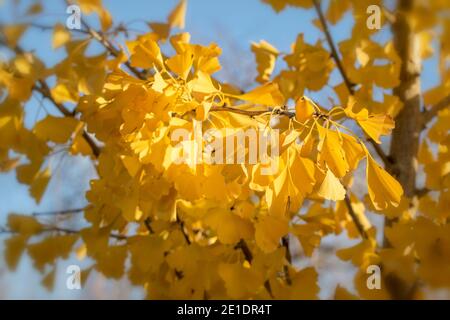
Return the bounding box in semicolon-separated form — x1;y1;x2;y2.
385;0;422;299
389;0;422;194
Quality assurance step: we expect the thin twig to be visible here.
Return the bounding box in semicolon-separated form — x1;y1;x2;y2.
235;239;253;262
178;220;191;245
144;217;154;234
281;235;292;285
32;207;86;216
46;227;127;240
415;187;430;198
29;22;89;34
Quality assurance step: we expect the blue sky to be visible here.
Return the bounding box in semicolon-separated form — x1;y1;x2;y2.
0;0;442;298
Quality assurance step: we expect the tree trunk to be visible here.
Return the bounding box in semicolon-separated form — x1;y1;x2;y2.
384;0;422;299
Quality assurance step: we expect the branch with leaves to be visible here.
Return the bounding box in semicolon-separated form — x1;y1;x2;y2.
0;0;448;300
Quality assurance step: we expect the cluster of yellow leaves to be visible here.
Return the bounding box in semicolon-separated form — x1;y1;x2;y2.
253;34;335;100
24;22;399;297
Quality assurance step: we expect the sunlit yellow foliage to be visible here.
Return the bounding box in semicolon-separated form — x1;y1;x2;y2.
0;0;449;300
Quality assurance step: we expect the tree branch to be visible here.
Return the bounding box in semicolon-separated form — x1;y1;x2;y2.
33;81;101;157
382;7;396;24
311;0;391;168
210;105;294;118
312;0;389;239
80;19;147;80
422;94;450;125
367;138;394;168
312;0;355;93
0;38;102;157
0;225;127;240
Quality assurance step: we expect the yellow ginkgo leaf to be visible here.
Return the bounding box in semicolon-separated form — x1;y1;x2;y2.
129;235;166;273
251;40;278;83
120;155;142;177
334;285;359;300
270;267;319;299
27;235;78;271
52;24;71;49
291;223;322;257
99;8;113;32
70;132;93;157
204;208;254;245
170;32;191;53
358;112;395;144
249;162;274;192
290;154;316;195
262;0;312;12
168;0;187;29
0;157;20;172
366;155;403;210
129;39;164;69
354;268;390;299
166;48;194;80
336;239;378;269
255;214;289;253
295;96;315;123
5;235;27;270
95;245;127;279
7;214;42;235
195;101;212;121
30;167;51;203
3;24;27;47
319;129;349;178
51;83;78;104
418;139;434;165
26;2;43;15
148;22;171;41
78;0;112;31
265;150;314;216
317;169;346;201
235;82;285;106
218;262;264;299
326;0;351;25
346;103;395;144
288;267;319;300
189;71;218;94
34;115;80;143
341;132;365;171
41;268;56;291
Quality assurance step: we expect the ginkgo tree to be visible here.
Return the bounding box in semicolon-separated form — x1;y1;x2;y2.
0;0;449;299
